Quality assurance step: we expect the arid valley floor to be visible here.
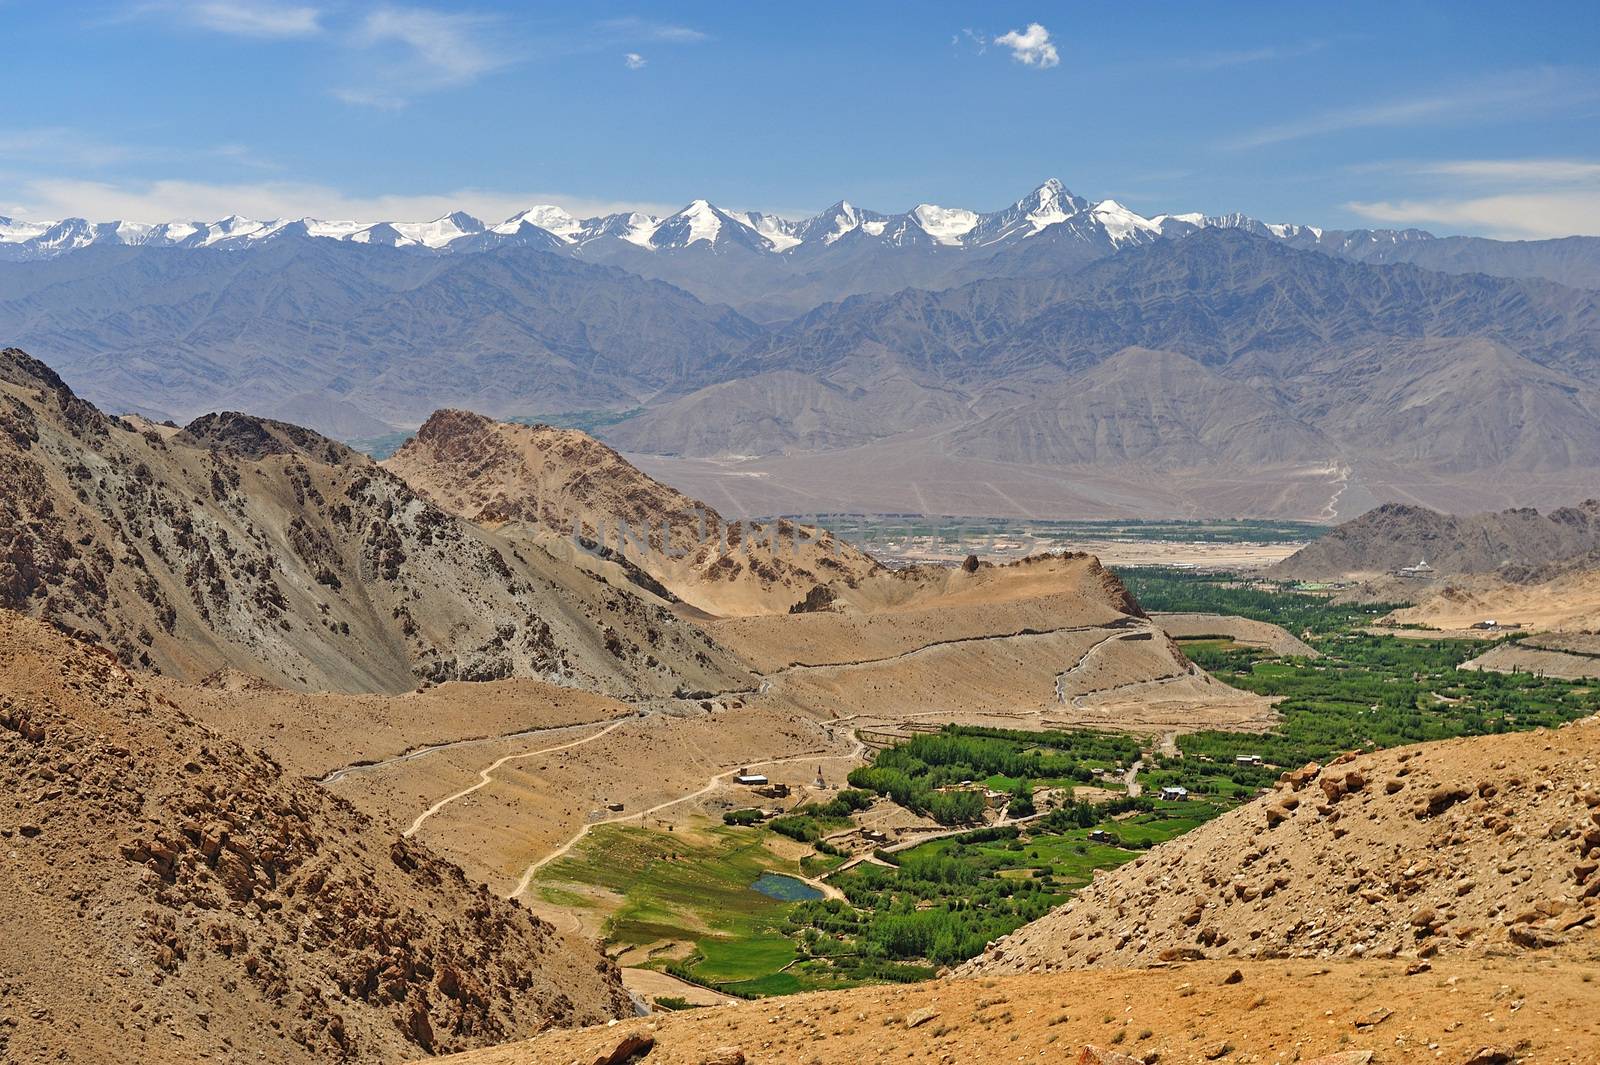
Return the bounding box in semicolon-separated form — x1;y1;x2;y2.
3;347;1600;1065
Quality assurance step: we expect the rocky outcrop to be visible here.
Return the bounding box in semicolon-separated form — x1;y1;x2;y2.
0;611;630;1063
966;719;1600;975
384;410;882;616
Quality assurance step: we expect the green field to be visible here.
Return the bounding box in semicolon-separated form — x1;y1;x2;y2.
846;725;1140;824
777;797;1231;981
532;822;853;997
1125;570;1600;796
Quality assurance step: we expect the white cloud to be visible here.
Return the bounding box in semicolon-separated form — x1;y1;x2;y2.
1408;158;1600;184
1344;155;1600;239
624;52;646;70
994;23;1058;69
357;7;504;81
1;176;679;226
595;17;707;43
1226;69;1592;149
1346;191;1600;239
133;1;322;38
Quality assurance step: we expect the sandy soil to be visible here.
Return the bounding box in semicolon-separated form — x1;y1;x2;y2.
431;955;1600;1064
1154;612;1320;657
628;444;1373;522
1385;570;1600;633
1461;642;1600;681
154;675;636;779
621;967;735;1008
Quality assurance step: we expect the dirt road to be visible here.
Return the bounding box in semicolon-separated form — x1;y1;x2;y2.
403;712;646;838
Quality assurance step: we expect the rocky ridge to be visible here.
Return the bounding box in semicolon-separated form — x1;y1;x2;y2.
0;610;630;1064
383;408;881;616
0;347;747;694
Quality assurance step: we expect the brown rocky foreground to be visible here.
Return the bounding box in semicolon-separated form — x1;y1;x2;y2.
428;956;1600;1064
0;610;630;1064
964;720;1600;976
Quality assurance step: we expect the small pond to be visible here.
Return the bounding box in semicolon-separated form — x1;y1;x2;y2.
750;872;823;902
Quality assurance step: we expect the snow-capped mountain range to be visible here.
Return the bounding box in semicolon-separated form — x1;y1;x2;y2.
0;178;1420;261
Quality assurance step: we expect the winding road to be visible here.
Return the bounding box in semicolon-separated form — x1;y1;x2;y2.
318;714;637;787
403;711;647;838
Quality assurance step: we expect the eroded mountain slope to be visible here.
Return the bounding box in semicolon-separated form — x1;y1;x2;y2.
0;347;747;694
383;408;880;615
0;610;630;1065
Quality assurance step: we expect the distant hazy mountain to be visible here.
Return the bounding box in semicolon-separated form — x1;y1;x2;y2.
609;230;1600;515
7;184;1600;519
8;179;1598;308
0;239;760;430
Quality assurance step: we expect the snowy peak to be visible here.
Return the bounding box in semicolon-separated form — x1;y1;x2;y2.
495;205;580;242
966;178;1092;247
649;200;773;252
736;211;802;251
911;204;980;246
794;200;887;246
0;179;1451;262
1090;199;1160;245
390;211;485;249
577;211;661;248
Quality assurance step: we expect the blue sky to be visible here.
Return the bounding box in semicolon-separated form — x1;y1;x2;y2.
4;1;1599;237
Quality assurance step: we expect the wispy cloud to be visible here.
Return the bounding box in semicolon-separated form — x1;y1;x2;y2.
128;1;322;38
0;128;138;168
2;176;681;225
1346;192;1600;239
1405;158;1600;183
594;17;708;43
954;28;987;54
623;52;646;71
1346;155;1600;238
335;6;511;108
1179;40;1326;71
994;23;1059;69
1225;69;1591;149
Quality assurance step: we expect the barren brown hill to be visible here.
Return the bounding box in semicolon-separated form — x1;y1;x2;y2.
0;610;630;1065
705;551;1146;672
0;347;748;694
1384;570;1600;634
1152;612;1320;657
383;408;880;615
702;554;1272;733
963;717;1600;976
1274;500;1600;581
